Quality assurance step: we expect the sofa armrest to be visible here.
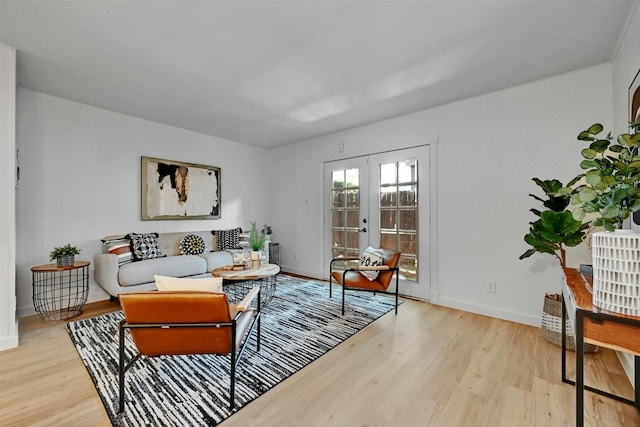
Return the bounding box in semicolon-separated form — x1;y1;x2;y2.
94;253;121;297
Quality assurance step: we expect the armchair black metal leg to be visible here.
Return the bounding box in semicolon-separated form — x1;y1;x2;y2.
394;270;399;315
329;274;333;298
230;324;237;410
118;321;126;413
341;272;346;315
635;356;640;409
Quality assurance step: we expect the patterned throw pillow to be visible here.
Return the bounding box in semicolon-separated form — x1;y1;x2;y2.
127;232;164;260
213;227;242;251
179;234;206;255
360;246;384;281
101;236;133;266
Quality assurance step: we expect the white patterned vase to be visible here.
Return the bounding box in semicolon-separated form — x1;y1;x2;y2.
591;230;640;316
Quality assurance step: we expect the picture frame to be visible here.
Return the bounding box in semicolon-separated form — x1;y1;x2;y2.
629;67;640;132
141;156;221;220
629;69;640;229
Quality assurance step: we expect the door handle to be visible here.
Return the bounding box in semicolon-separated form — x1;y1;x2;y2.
359;227;367;233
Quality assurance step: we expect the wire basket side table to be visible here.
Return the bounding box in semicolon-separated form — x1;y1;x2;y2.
31;261;90;321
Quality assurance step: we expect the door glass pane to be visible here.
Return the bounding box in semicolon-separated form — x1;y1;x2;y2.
332;170;344;187
346;168;359;187
332;189;344;208
399;209;416;230
398;160;417;183
331;168;360;262
332;209;345;227
346;210;359;228
380;187;396;207
379;160;419;282
346;188;359;208
380;163;396;185
346;230;359;249
380;231;397;250
380;209;396;229
399;255;417;281
399;232;417;255
399;185;417;206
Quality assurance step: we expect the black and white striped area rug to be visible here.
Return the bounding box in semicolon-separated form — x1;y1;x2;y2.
67;275;399;426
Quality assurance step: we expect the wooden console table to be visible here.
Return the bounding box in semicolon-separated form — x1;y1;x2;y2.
561;268;640;426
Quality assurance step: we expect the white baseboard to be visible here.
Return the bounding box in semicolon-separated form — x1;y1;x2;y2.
436;296;541;327
0;321;19;351
17;305;36;318
279;265;322;280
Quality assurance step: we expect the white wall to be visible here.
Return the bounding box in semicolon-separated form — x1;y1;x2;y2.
611;0;639;390
15;89;272;317
0;43;18;350
271;64;612;327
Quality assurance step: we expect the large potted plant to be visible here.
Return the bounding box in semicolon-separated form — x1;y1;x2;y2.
520;177;588;268
520;177;592;351
567;122;640;230
564;122;640;316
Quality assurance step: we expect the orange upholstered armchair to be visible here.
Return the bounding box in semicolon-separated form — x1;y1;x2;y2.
117;287;261;412
329;248;401;315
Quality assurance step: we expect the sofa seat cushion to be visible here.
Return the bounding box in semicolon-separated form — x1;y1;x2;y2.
118;255;207;287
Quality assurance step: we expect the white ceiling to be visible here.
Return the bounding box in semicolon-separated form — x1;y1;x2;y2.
0;1;634;148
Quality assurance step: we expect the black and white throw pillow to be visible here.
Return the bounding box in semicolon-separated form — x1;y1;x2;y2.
360;246;384;281
127;232;164;260
101;236;133;266
179;234;206;255
213;227;242;251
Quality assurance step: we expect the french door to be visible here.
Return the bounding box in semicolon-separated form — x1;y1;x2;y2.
324;146;430;300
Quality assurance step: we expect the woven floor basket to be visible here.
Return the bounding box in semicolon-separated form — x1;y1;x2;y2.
541;293;597;353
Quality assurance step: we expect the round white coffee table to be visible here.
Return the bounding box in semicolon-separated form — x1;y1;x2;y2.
213;263;280;307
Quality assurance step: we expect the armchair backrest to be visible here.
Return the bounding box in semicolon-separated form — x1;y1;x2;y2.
119;291;234;357
377;249;401;289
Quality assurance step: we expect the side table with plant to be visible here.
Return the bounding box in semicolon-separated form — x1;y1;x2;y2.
562;121;640;316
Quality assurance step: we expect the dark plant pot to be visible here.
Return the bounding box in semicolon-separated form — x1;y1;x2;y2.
57;255;75;267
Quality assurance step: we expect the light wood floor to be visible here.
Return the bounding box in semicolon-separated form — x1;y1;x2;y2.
1;294;638;426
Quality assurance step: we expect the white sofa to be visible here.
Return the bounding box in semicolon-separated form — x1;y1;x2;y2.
94;231;233;298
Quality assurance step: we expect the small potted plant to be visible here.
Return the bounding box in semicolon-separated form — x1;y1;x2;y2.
248;221;267;268
50;244;81;267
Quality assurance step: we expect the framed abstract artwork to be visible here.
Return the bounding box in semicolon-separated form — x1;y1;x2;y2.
630;68;640;131
141;156;221;220
630;69;640;229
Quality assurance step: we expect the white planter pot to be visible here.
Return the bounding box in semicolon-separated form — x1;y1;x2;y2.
591;230;640;316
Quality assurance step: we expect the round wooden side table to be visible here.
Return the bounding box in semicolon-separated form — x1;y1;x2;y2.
31;261;90;321
212;263;280;307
